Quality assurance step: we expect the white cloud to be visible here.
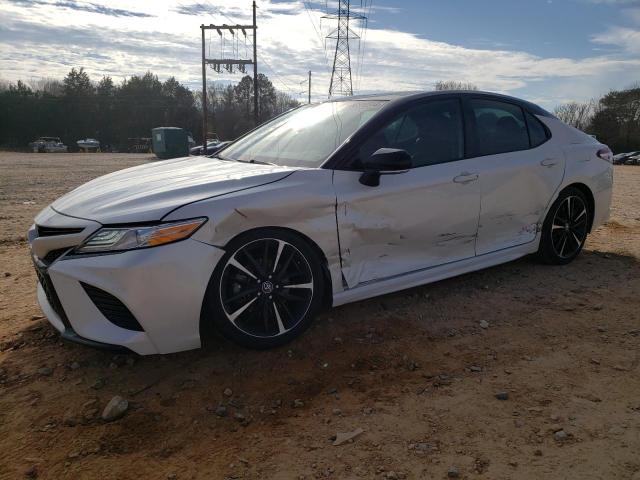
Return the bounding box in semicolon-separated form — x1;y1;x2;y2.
592;25;640;53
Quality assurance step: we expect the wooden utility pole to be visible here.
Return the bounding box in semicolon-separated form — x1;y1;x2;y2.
200;2;259;146
253;1;259;125
201;26;207;148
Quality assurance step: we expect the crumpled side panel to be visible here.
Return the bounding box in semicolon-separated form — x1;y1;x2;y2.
164;169;344;294
333;167;480;288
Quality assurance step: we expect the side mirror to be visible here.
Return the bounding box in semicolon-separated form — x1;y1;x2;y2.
359;148;411;187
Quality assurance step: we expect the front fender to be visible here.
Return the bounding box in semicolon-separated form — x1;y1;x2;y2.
164;169;344;295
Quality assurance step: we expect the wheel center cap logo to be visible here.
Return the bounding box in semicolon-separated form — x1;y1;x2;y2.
261;281;274;294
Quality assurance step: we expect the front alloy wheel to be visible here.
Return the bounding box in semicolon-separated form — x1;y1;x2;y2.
203;229;324;349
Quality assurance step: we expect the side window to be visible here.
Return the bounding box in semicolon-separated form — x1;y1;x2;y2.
526;111;549;147
470;99;529;156
357;99;464;168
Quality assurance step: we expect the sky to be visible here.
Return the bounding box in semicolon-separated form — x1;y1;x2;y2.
1;0;639;109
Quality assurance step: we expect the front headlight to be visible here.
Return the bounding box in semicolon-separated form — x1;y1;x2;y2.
75;217;207;254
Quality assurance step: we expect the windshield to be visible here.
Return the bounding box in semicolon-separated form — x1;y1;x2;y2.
220;100;387;168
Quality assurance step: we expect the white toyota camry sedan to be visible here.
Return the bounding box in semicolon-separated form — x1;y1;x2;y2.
29;91;613;354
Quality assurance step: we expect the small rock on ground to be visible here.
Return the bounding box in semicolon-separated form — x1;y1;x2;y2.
215;405;227;417
101;396;128;422
554;430;569;441
447;466;460;478
332;428;364;446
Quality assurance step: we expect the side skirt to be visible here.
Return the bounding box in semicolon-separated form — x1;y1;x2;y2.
332;240;539;307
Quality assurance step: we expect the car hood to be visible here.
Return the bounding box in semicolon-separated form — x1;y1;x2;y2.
50;156;295;224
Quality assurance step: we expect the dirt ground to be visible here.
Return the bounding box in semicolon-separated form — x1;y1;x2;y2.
0;152;639;480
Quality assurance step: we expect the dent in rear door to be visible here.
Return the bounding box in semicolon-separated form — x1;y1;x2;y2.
475;144;565;254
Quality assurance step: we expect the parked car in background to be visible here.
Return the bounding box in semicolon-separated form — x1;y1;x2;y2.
190;140;231;156
77;138;100;152
29;91;613;354
29;137;68;153
614;151;640;164
625;154;640;165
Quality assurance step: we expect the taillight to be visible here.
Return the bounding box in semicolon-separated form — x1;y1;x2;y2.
597;147;613;163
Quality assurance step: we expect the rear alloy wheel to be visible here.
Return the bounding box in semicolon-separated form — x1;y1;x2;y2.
203;230;324;349
537;188;590;265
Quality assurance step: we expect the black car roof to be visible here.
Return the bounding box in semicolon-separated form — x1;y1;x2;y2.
326;90;555;118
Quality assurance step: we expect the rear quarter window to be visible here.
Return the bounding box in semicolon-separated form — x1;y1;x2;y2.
525;111;550;147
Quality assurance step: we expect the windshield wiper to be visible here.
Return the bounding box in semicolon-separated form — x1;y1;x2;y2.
233;158;277;166
248;159;277;166
215;156;277;166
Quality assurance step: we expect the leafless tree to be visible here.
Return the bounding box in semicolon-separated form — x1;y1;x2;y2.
28;77;64;95
553;101;594;131
434;80;478;91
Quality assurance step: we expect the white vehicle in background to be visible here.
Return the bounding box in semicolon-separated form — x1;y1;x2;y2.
29;91;613;354
30;137;68;153
76;138;101;152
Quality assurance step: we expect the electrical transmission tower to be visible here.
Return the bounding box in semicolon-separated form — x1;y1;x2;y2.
323;0;367;97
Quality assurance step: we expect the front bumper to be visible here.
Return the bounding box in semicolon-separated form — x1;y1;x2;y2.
36;284;129;351
33;231;224;355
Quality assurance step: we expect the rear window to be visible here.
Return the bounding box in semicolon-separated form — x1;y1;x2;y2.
470;99;530;156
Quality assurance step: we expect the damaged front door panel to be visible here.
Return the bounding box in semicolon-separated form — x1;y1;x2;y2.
333;161;481;288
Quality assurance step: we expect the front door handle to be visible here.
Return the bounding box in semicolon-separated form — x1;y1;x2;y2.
540;158;558;167
453;172;479;184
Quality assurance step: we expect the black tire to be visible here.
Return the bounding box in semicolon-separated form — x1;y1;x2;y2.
201;228;325;349
537;187;590;265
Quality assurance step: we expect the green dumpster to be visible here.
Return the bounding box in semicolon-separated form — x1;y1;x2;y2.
151;127;190;160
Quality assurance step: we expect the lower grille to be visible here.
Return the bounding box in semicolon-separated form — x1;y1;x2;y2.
81;283;144;332
33;261;72;329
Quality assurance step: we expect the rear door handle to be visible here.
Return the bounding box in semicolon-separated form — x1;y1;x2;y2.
540;158;558;167
453;172;479;184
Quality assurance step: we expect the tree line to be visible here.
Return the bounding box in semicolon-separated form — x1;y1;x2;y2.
2;69;637;153
0;68;300;151
554;85;640;153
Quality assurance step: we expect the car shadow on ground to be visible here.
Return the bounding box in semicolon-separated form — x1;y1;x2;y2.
2;249;637;399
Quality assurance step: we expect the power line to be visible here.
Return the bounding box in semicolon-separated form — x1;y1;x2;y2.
200;1;259;143
324;0;367;97
303;0;332;74
356;0;368;92
199;0;300;96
